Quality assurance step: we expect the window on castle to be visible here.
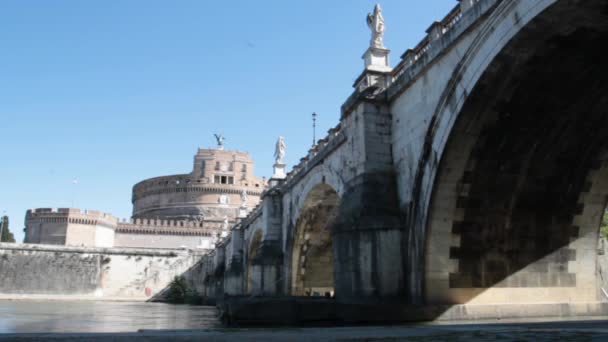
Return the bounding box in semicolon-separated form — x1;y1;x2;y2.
215;175;235;185
242;164;247;172
215;161;220;171
200;160;206;177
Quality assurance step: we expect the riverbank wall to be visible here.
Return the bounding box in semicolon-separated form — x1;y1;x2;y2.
0;243;207;301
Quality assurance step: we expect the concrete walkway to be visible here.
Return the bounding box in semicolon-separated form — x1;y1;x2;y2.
2;319;608;341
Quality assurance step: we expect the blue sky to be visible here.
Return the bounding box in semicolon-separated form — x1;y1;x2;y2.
0;1;456;242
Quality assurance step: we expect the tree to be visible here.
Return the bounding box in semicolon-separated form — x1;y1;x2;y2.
166;276;188;303
166;276;203;305
0;216;15;243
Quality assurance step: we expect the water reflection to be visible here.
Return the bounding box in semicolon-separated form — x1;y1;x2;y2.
0;300;220;333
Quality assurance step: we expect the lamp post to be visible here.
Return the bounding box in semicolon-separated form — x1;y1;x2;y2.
312;112;317;147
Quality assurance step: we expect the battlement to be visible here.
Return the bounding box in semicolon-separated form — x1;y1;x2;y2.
25;207;238;235
196;148;253;160
132;174;191;192
26;208;119;228
27;208;116;217
132;181;265;202
116;216;234;237
118;217;232;229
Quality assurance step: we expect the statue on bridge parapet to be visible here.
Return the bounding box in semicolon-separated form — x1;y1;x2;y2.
240;189;248;207
221;216;230;238
274;136;286;164
238;189;249;218
367;4;385;49
272;136;287;180
359;4;391;87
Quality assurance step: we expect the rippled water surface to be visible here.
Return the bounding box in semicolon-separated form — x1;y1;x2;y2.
0;300;220;333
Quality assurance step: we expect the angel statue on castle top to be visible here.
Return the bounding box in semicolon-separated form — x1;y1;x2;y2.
367;4;385;49
214;133;225;150
274;136;286;164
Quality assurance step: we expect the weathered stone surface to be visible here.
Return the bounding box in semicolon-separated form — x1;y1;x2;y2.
0;243;205;300
171;0;608;324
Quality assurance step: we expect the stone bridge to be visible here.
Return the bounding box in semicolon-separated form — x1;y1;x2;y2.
199;0;608;321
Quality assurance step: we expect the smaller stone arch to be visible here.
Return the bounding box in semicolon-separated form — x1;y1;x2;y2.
290;183;340;297
245;228;263;294
290;166;344;228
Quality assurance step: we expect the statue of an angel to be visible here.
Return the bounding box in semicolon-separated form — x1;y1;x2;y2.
240;189;248;207
274;136;286;164
367;4;385;49
214;133;225;150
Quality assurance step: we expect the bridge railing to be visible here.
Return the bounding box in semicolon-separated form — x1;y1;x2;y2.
391;0;487;83
281;122;345;190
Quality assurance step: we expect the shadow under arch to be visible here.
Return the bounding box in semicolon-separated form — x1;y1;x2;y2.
423;0;608;306
290;183;340;297
245;229;263;295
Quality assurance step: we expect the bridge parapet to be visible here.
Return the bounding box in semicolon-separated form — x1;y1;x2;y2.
389;0;496;99
341;0;495;119
281;123;346;190
393;0;487;78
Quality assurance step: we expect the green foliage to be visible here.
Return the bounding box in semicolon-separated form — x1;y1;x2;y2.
0;216;15;243
166;276;203;305
601;211;608;240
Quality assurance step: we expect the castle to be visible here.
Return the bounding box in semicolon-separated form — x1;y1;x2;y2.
24;144;267;249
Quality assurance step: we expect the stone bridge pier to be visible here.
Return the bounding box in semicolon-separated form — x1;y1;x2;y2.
198;0;608;323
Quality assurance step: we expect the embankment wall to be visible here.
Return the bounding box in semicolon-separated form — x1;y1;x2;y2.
0;243;207;300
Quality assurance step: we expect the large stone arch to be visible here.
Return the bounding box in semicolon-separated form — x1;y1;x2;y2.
422;0;608;304
288;183;340;296
245;228;263;294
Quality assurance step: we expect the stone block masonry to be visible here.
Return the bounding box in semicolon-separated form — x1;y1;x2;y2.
0;243;206;300
198;0;608;325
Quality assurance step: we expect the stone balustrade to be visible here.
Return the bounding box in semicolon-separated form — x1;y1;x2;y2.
391;0;494;86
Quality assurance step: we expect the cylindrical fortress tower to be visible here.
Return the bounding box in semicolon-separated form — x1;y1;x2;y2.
131;148;266;221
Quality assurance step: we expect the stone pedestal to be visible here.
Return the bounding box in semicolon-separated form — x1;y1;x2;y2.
273;163;286;179
355;47;393;92
363;47;391;72
238;207;248;218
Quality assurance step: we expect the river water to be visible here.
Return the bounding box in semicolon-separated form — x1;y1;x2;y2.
0;300;220;333
2;300;608;340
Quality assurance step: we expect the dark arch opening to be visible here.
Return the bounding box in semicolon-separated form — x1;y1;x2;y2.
424;0;608;304
290;184;340;297
246;230;263;294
